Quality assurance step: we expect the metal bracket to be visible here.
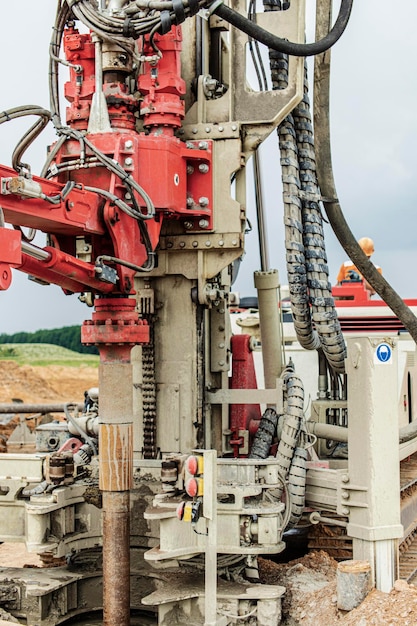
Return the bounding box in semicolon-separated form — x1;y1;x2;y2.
207;378;283;413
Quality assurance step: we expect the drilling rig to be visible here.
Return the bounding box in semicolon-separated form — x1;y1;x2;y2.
1;0;417;624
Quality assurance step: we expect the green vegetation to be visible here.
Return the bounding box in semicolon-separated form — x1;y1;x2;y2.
0;326;98;355
0;346;17;358
0;343;99;367
0;326;99;366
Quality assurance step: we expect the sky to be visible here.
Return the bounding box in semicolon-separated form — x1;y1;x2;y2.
0;0;417;333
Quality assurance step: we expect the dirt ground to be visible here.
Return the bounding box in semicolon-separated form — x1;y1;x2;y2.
0;360;98;405
0;360;99;448
259;550;417;625
0;361;416;624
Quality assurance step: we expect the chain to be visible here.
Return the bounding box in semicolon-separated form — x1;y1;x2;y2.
137;287;158;459
142;324;158;459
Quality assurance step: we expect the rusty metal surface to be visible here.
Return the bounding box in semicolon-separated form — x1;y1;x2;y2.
103;491;131;626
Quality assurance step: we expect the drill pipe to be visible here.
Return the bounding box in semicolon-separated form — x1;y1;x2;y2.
102;491;131;624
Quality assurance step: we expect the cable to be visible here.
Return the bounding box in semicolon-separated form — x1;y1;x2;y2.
82;135;156;219
219;607;257;620
262;0;345;372
49;1;73;124
248;0;268;92
313;0;417;345
295;64;346;372
68;0;351;58
96;253;156;273
0;106;51;174
213;0;354;57
84;185;147;221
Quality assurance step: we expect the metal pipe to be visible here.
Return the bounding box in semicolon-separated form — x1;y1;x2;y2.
310;511;348;528
99;361;133;626
253;150;270;272
0;403;83;413
254;269;284;390
83;298;144;626
102;491;131;624
308;418;417;446
306;420;348;443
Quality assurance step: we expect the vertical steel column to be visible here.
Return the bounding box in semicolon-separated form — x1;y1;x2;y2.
82;297;149;625
204;450;218;626
346;337;403;591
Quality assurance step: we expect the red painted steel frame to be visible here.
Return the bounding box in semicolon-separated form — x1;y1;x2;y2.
229;334;261;457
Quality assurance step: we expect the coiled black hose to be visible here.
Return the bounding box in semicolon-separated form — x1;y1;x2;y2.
248;407;278;459
269;7;346;372
213;0;353;57
313;0;417;345
65;0;353;58
294;66;346;372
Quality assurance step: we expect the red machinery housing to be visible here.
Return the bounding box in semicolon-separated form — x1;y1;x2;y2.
0;25;213;297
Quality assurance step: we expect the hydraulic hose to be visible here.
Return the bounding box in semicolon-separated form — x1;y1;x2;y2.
286;445;307;529
66;0;353;59
267;1;345;373
249;407;278;459
213;0;353;57
313;0;417;345
274;370;304;493
0;106;51;174
249;369;307;530
294;65;346;373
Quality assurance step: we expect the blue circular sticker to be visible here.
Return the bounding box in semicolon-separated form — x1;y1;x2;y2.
375;343;392;363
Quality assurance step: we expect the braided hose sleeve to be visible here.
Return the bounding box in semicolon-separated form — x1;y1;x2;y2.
279;114;321;352
293;65;346;373
286;446;307;530
265;0;346;371
314;0;417;346
274;372;304;499
266;7;323;354
265;11;320;352
249;407;279;460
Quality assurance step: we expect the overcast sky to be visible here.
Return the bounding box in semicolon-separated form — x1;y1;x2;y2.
1;1;417;334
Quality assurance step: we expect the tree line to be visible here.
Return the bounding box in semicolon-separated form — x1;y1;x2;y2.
0;326;98;354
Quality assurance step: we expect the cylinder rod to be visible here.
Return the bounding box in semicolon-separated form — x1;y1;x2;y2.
253;150;270;272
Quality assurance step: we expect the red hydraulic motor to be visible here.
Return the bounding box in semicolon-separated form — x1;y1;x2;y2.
0;23;213;299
